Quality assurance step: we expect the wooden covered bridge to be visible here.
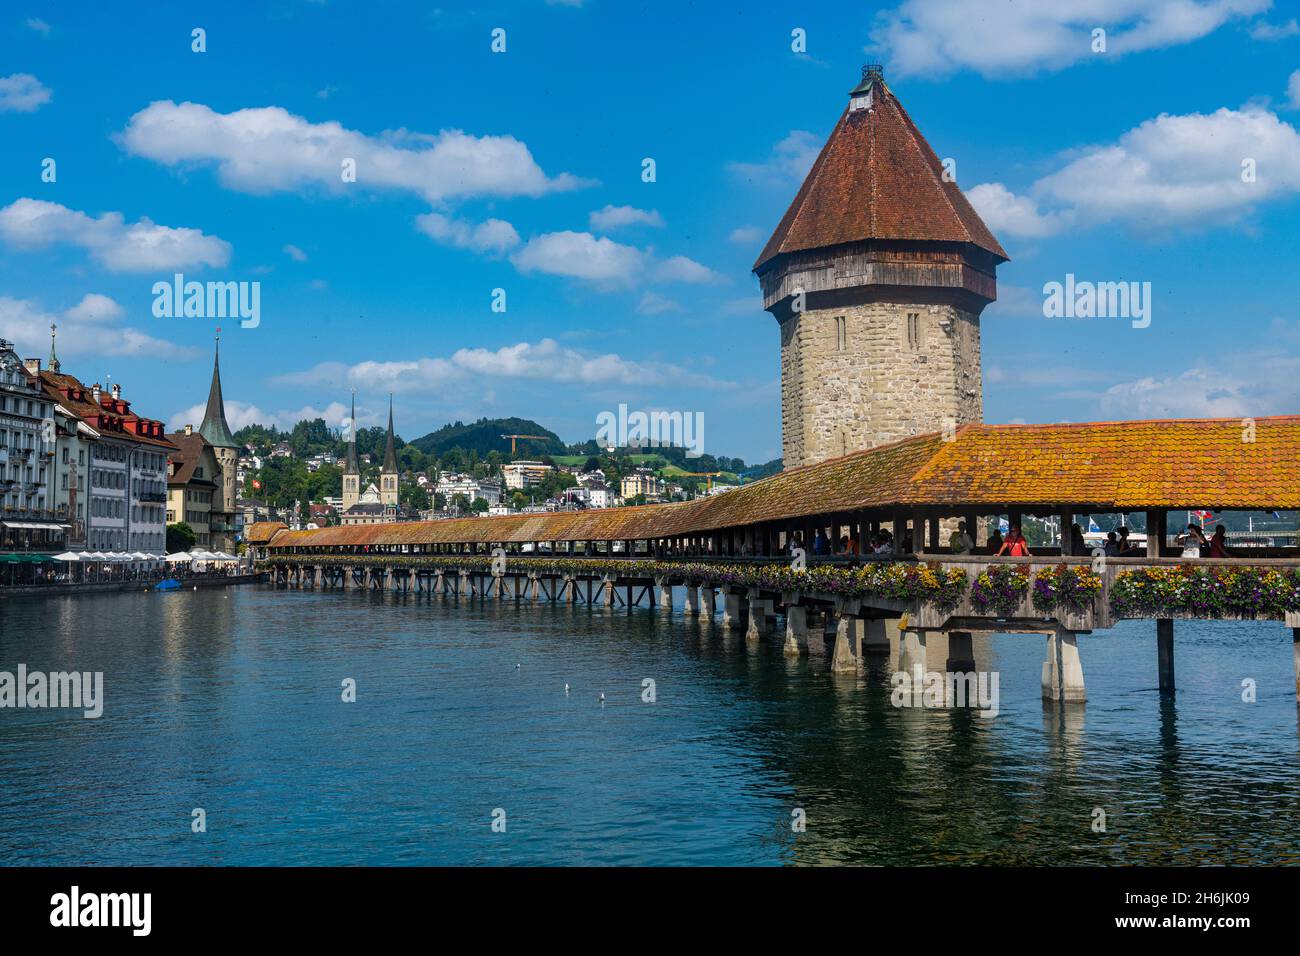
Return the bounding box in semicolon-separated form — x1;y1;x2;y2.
258;416;1300;704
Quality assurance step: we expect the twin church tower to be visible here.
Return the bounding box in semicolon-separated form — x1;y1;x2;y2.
757;65;1007;470
340;392;399;514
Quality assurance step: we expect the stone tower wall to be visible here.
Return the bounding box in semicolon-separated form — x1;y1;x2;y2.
779;301;982;468
215;445;239;516
342;474;360;511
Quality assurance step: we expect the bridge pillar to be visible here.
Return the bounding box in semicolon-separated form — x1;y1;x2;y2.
863;619;891;656
602;576;616;608
830;617;859;673
823;610;837;639
458;569;471;598
722;592;745;631
683;585;699;615
1042;628;1086;703
946;630;976;673
656;578;673;611
784;605;808;656
1156;618;1175;694
700;586;716;618
899;628;927;677
745;591;768;644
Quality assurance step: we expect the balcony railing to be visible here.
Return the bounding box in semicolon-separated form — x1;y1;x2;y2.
137;492;167;503
0;506;66;522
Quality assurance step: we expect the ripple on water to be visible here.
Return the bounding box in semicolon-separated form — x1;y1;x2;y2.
0;589;1298;864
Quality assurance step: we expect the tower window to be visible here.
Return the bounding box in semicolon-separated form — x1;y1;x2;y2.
905;312;922;350
834;315;847;351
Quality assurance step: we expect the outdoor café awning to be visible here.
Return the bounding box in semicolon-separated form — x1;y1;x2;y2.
1;521;69;530
0;553;57;563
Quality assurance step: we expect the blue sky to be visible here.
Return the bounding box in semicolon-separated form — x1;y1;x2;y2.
2;0;1299;464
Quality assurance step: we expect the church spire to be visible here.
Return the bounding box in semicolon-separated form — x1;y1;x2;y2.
381;394;398;473
344;388;359;474
48;323;60;373
199;332;238;448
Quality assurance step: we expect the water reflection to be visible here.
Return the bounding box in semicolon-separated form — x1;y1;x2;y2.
0;589;1297;865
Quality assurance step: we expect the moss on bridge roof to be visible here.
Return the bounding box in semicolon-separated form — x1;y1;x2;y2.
267;415;1300;550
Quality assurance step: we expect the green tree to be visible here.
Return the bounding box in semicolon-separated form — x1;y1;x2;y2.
471;497;489;513
166;522;196;553
403;483;430;511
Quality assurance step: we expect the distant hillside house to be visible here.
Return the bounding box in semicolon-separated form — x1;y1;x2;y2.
436;472;502;507
503;460;552;490
620;469;663;501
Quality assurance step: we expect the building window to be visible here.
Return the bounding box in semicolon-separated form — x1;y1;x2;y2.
905;312;922;350
834;315;847;351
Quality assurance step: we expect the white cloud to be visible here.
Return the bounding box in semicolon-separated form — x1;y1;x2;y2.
729;130;821;186
0;198;231;272
1100;368;1252;418
0;292;196;362
1250;17;1300;39
283;244;308;262
654;255;724;284
1100;342;1300;419
273;338;731;393
871;0;1270;79
588;205;664;230
415;212;520;255
0;73;51;112
729;226;764;245
119;100;590;203
169;399;355;433
508;230;721;287
636;291;682;314
967;183;1069;238
510;231;647;285
970;105;1300;237
25;18;51;36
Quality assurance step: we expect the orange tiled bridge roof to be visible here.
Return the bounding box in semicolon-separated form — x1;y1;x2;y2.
267;416;1300;549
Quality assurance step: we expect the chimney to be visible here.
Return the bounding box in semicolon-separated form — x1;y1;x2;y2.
22;358;40;374
92;383;101;403
112;383;122;400
184;424;193;436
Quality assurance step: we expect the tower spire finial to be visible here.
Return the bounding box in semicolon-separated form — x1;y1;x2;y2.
381;393;398;474
48;322;60;372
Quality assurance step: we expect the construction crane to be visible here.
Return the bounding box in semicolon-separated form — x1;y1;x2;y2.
500;434;551;457
679;471;724;492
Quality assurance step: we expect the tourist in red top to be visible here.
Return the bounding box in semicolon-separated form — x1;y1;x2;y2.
997;524;1031;557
